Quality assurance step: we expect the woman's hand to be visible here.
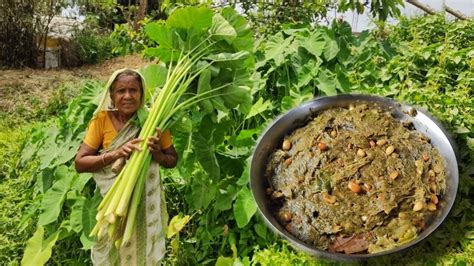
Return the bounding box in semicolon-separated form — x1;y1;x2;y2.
148;128;163;157
112;138;143;160
148;128;178;168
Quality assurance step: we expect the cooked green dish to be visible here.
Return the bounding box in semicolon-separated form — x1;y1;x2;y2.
265;103;446;254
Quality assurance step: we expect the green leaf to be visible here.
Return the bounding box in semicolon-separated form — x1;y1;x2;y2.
144;47;178;63
69;196;85;233
167;214;191;238
221;7;254;51
323;33;339;61
264;33;293;66
254;223;267;240
210;13;237;43
300;31;325;57
166;6;213;31
233;187;257;228
70;172;92;192
245;98;272;120
38;166;74;225
193;131;220;179
197;69;214;114
139;64;168;99
335;65;351;92
237;157;251;186
21;226;59;266
80;191;100;249
144;22;174;48
205;51;249;63
317;69;337;96
187;174;217;210
215;184;239;211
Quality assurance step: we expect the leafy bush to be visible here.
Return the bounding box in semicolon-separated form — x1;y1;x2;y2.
72;17;115;65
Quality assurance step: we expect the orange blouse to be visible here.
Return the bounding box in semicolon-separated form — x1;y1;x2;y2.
83;111;173;150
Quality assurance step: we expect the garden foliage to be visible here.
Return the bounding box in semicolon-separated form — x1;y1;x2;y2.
0;6;472;266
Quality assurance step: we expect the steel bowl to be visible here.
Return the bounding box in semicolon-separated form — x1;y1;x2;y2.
250;94;459;261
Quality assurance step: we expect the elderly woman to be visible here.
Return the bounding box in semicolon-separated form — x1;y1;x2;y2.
75;69;177;265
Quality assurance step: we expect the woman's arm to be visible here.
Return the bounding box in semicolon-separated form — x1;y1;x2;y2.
75;139;143;173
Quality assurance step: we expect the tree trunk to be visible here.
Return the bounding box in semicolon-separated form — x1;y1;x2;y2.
134;0;148;31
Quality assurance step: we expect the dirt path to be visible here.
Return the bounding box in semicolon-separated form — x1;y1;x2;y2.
0;54;152;114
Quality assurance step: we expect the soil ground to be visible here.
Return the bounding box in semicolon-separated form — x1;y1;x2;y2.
0;54;151;114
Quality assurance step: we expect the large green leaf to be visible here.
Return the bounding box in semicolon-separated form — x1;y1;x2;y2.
69;196;85;233
187;173;217;210
193;130;220;179
210;13;237;43
245;98;272;120
215;184;239;211
166;6;213;31
221;7;254;51
264;33;293;66
38;166;74;225
144;22;174;48
139;64;168;99
21;226;59;266
323;31;340;61
80;191;100;249
317;69;337;96
300;31;326;57
197;69;214;114
233;186;257;228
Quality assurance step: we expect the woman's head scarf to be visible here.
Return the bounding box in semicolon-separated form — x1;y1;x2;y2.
93;68;150;118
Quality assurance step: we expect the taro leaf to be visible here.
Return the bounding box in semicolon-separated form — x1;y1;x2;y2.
21;226;60;266
193;131;220;179
323;31;340;61
166;6;213;31
317;69;337;96
144;22;174;48
197;69;214;114
173;131;195;177
265;32;293;66
171;114;193;133
335;64;351;92
222;85;252;110
71;173;92;192
215;184;239;211
237;157;251;186
53;142;80;166
233;186;257;228
69;196;85;233
144;47;179;63
38;165;74;226
245;98;272;120
300;31;326;58
254;222;267;240
80;190;100;249
221;7;253;51
187;174;217;210
19;199;41;231
297;59;321;88
210;13;237;44
167;214;191;238
139;64;168;99
205;51;249;63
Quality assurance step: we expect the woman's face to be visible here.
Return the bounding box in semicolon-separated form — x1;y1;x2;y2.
111;75;142;117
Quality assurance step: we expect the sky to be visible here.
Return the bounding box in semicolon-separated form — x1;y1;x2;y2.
61;1;474;28
330;0;473;32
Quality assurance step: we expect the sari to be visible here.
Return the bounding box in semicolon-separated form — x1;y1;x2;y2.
89;69;168;265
